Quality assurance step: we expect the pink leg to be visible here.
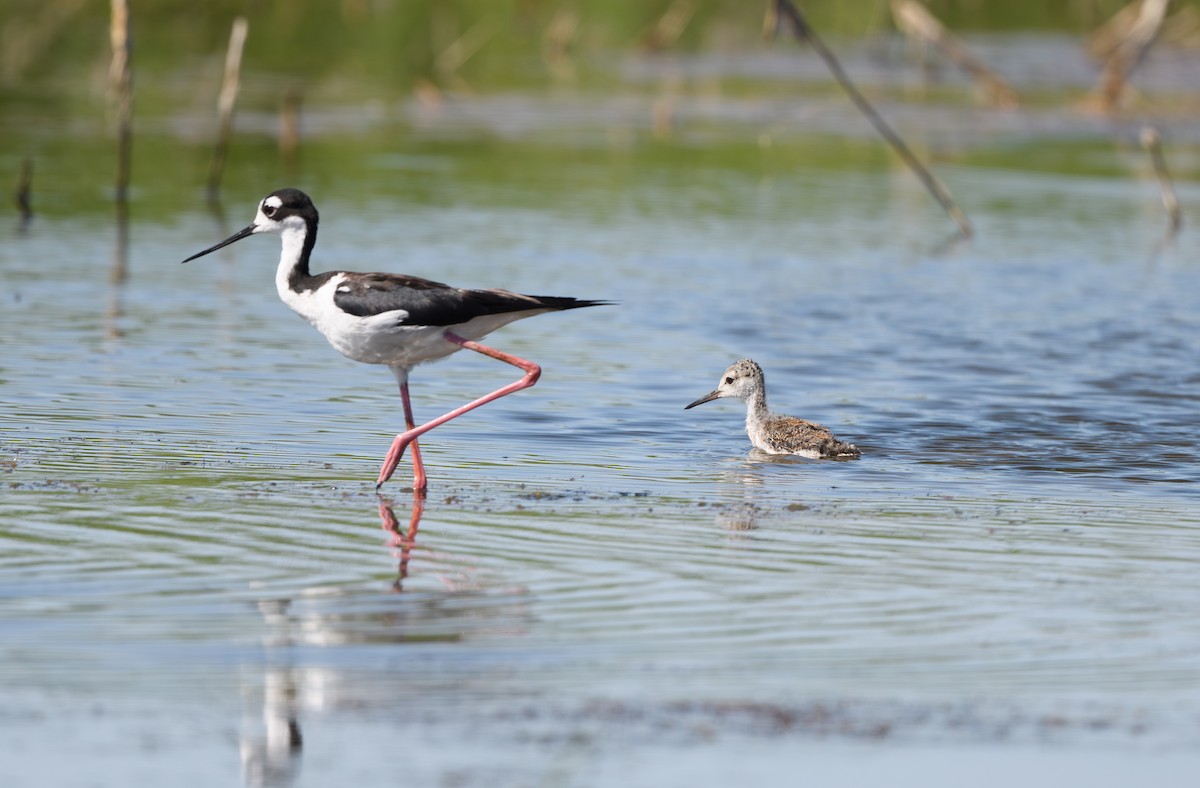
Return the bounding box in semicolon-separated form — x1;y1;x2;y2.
398;380;427;492
376;331;542;489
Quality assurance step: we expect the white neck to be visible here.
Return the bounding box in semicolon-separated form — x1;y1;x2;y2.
274;224;309;300
743;391;770;437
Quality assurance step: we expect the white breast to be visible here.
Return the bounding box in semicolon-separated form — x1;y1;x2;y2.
274;265;540;368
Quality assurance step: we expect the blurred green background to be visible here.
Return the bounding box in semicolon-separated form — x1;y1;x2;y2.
2;1;1197;218
2;1;1178;92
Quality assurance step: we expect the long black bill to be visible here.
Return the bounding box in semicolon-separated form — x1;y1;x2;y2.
181;223;257;263
684;390;720;410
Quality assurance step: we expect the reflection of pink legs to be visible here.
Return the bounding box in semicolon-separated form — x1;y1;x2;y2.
379;492;425;592
376;331;542;490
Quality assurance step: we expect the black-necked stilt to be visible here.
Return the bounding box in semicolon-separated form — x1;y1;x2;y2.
685;359;860;459
182;188;610;490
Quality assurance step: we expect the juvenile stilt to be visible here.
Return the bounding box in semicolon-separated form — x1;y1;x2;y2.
686;358;860;459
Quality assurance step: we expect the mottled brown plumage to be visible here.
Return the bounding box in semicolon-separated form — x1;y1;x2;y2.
685;359;860;459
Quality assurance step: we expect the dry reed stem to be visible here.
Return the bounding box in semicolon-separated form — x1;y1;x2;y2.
435;18;498;80
1087;0;1145;58
109;0;133;204
280;89;302;171
1094;0;1169;113
890;0;1019;109
769;0;973;239
644;0;698;52
542;7;580;80
1;0;89;82
207;16;249;201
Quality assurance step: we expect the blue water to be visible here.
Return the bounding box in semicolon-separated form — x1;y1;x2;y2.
4;94;1200;787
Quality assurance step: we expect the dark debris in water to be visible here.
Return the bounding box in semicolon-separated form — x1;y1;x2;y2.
515;489;580;502
494;697;1180;749
6;479;100;494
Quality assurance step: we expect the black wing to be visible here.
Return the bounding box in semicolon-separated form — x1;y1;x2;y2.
332;273;610;326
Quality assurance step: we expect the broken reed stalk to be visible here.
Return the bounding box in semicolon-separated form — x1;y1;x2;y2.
2;0;89;82
207;16;249;202
434;18;498;83
889;0;1019;109
279;88;302;171
644;0;698;52
542;7;580;80
1087;0;1145;58
16;157;33;230
1090;2;1200;56
109;0;133;204
1095;0;1169;113
1140;126;1182;237
769;0;973;239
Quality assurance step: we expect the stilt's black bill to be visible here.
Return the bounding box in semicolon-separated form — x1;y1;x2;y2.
684;390;720;410
181;223;257;263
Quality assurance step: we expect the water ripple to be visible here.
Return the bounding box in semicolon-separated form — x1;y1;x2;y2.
4;160;1200;764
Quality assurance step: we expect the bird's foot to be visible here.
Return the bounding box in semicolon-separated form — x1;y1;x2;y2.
375;433;427;492
376;435;409;489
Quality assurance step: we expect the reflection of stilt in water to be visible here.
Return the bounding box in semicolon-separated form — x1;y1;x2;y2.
712;468;765;533
378;491;426;592
242;600;303;788
716;501;762;532
106;200;129;340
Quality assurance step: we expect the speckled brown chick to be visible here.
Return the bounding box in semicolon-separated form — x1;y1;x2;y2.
685;359;860;459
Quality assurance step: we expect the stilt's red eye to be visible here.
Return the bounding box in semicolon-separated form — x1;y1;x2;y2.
262;204;277;218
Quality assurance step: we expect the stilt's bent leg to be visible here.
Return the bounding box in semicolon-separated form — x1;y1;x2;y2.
376;331;542;488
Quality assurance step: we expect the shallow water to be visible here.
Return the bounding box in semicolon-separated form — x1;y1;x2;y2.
4;33;1200;787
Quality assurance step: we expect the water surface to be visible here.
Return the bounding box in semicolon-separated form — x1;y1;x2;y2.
3;33;1200;788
